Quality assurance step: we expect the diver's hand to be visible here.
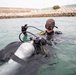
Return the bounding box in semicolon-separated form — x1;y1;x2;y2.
39;37;52;46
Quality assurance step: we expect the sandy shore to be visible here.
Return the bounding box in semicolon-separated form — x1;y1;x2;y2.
0;7;76;19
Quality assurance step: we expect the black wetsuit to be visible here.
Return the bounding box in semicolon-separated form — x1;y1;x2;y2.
39;30;62;46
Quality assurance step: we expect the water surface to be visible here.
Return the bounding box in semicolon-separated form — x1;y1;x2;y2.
0;17;76;75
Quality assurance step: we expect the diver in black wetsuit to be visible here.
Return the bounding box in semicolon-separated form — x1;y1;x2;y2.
45;18;56;41
39;18;62;46
45;18;62;39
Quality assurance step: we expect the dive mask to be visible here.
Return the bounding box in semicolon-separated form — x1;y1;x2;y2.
45;24;58;30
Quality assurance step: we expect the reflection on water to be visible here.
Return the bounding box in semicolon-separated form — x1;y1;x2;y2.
0;17;76;75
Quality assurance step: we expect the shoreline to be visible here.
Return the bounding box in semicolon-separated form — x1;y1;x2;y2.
0;13;76;19
0;7;76;19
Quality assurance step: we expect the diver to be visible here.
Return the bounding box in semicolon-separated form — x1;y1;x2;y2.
21;18;62;48
20;18;62;56
39;18;62;46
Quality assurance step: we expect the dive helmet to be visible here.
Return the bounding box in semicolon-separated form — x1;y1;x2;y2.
45;19;55;30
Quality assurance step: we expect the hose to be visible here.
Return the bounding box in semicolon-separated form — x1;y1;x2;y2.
19;31;38;42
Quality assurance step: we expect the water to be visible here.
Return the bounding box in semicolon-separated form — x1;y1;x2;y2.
0;17;76;75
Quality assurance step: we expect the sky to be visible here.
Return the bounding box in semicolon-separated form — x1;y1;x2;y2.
0;0;76;8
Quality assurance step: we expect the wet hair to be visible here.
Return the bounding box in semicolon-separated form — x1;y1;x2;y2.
45;19;55;30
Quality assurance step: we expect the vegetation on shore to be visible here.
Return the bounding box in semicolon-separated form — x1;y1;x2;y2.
53;5;60;10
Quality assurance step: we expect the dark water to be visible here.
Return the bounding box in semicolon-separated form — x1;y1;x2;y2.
0;17;76;75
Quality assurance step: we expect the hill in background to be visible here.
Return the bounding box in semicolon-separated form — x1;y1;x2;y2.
64;4;76;7
41;4;76;10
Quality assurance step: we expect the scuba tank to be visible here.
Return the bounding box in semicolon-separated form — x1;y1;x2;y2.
14;41;35;60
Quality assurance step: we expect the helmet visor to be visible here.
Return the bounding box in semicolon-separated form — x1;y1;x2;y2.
45;24;54;30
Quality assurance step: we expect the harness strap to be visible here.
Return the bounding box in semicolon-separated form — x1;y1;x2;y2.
10;53;27;65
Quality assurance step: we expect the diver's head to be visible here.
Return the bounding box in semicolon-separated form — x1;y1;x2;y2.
45;19;55;32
